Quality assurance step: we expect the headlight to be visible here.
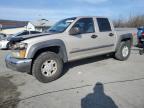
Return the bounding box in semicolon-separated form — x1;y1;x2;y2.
13;42;28;50
11;42;28;58
12;50;27;58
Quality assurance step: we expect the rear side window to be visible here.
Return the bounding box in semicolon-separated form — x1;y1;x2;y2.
97;18;111;32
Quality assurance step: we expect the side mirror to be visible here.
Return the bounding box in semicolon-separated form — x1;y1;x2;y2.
69;27;80;35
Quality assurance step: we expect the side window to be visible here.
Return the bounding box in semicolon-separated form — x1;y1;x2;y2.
25;31;30;35
17;31;29;36
97;18;111;32
30;31;33;34
30;31;39;34
73;18;95;34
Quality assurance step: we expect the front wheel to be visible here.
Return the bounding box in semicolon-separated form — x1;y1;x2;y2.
114;41;131;61
6;42;11;50
32;52;63;83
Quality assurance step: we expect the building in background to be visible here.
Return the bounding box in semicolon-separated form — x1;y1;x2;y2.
0;19;28;35
27;19;53;32
0;19;53;35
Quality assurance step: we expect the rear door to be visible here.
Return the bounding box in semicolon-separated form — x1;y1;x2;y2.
96;18;116;52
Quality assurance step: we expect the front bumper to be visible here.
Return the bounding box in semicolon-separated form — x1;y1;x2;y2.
5;55;32;73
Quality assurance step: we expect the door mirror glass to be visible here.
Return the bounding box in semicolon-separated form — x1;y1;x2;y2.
69;27;80;35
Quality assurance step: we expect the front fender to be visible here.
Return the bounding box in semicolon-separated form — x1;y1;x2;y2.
26;39;68;62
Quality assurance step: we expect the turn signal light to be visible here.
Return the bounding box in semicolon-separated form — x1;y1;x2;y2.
19;50;26;58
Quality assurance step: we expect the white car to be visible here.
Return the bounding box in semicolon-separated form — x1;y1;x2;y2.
0;40;9;49
0;33;8;49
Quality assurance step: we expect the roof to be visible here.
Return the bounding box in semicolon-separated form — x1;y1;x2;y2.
0;19;28;29
76;16;108;19
30;19;53;27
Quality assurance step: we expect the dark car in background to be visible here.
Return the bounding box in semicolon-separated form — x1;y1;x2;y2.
137;26;144;48
0;30;41;49
137;26;144;55
8;30;41;38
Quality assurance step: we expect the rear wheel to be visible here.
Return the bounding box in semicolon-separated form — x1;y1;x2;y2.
32;52;63;83
139;49;144;55
114;41;131;61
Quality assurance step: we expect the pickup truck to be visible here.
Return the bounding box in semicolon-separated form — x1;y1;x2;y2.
5;16;133;83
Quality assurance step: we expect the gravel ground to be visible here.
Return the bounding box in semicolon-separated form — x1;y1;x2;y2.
0;47;144;108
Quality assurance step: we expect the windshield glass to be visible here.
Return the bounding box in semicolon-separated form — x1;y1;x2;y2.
48;17;76;33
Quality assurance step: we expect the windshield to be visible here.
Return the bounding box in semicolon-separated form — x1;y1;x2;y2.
48;17;76;33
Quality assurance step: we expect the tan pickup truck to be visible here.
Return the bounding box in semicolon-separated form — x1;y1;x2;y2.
5;16;133;83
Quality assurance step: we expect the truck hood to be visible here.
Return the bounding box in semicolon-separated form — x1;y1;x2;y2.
8;32;57;42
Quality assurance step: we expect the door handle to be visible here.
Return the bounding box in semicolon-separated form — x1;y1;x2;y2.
91;35;98;39
109;33;114;36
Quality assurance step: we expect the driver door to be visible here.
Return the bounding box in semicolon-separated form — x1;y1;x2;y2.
65;18;99;61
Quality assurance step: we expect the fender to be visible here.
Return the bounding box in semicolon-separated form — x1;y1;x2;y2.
115;33;133;51
27;39;68;62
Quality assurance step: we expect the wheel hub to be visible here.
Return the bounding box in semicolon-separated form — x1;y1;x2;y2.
41;60;57;77
122;46;129;57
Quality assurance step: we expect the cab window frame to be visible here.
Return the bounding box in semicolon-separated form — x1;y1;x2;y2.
71;18;95;34
97;18;112;32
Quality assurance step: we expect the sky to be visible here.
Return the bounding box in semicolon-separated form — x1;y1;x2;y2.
0;0;143;21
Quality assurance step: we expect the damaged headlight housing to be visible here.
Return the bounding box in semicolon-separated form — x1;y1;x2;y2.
12;42;28;50
11;42;28;58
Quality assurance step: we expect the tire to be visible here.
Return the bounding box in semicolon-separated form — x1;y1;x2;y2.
114;41;131;61
139;49;144;55
32;52;63;83
6;42;10;50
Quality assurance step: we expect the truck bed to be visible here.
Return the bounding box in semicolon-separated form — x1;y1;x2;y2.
116;28;137;45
